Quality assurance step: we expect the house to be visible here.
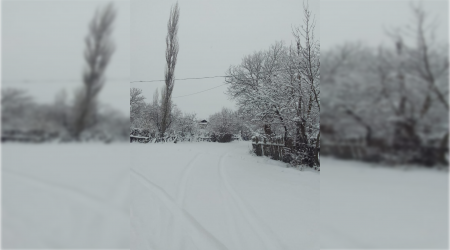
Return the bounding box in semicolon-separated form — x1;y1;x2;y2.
198;120;208;129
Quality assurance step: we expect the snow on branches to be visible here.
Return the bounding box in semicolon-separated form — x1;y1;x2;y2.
225;3;320;168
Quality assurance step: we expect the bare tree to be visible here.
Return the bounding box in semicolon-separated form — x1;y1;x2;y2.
406;3;448;154
226;42;288;139
224;1;320;168
130;88;146;125
160;2;180;137
292;1;320;167
1;88;33;110
320;3;448;166
1;88;34;127
383;3;448;164
72;3;116;139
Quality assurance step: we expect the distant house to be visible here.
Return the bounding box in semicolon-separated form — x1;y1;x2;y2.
198;120;208;129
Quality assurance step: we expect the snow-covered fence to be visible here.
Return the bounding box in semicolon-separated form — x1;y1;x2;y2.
130;128;154;143
252;135;320;170
130;135;150;143
252;136;289;161
2;129;60;143
196;133;240;143
321;139;449;166
321;139;368;160
197;137;213;142
129;129;241;144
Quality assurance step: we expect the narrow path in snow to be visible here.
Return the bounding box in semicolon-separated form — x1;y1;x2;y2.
131;167;229;250
218;152;288;250
131;141;319;250
176;152;201;206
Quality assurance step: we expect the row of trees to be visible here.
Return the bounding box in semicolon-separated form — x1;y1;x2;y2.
225;3;320;167
2;88;128;142
321;4;448;166
131;86;248;141
131;87;197;140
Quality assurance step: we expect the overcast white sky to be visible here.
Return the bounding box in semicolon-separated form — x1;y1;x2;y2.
321;0;448;50
2;0;448;119
2;0;130;114
131;0;320;120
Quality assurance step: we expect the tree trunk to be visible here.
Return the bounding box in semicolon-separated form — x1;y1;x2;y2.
315;131;320;167
438;132;449;165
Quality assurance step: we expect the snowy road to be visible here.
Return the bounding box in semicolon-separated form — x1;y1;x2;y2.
2;143;129;248
131;141;319;250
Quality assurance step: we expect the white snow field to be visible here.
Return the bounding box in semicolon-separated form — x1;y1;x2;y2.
131;141;319;250
2;143;129;248
320;157;449;249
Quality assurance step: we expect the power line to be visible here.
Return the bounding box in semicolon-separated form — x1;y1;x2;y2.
2;77;130;84
172;83;227;99
130;75;229;83
132;68;299;98
129;68;294;83
130;75;232;99
3;68;294;85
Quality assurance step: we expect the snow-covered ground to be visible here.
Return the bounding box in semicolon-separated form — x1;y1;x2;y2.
5;142;441;249
131;141;319;250
320;157;448;249
2;143;129;248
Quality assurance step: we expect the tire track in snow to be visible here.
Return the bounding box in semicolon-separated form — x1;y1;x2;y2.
218;153;288;250
3;169;128;223
177;152;201;206
131;168;229;250
216;156;254;250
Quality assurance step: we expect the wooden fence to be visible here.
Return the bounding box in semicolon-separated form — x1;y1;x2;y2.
130;134;241;143
2;130;60;143
130;135;150;143
321;140;448;166
252;136;320;170
251;136;288;161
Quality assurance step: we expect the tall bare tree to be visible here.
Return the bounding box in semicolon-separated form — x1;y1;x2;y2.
72;3;116;139
160;2;180;137
293;1;320;166
406;3;448;133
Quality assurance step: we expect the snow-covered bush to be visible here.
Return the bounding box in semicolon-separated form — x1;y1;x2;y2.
207;108;240;135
